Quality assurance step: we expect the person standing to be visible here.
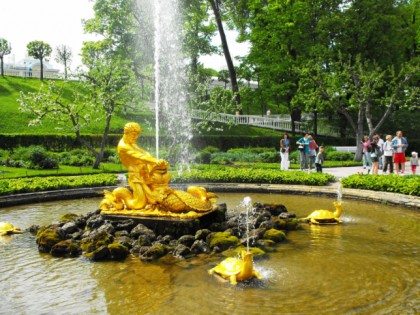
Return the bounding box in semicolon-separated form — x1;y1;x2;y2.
391;130;409;174
308;135;319;171
280;133;290;170
361;135;372;173
315;146;325;173
410;152;418;175
296;133;311;171
376;134;384;170
382;135;394;174
370;135;381;174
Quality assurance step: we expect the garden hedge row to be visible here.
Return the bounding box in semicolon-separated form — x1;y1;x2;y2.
1;133;417;153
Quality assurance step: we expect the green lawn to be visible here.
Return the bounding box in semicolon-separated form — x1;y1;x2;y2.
0;76;154;135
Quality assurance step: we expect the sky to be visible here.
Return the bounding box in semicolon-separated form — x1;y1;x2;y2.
0;0;249;72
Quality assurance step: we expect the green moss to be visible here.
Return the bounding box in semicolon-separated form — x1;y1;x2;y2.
59;213;79;222
81;231;112;253
36;227;63;252
208;232;239;250
263;229;286;243
143;244;168;260
285;218;299;230
51;240;82;257
108;242;129;260
273;218;287;230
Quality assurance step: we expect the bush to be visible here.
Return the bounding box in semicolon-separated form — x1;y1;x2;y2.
209;147;279;164
342;174;420;196
171;167;335;186
0;174;118;196
324;151;354;161
195;146;220;164
59;149;95;166
28;147;59;170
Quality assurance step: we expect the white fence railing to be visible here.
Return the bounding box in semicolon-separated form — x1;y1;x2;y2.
3;69;60;79
190;109;341;137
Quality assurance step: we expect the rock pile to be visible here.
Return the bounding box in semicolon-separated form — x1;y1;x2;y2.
31;202;298;262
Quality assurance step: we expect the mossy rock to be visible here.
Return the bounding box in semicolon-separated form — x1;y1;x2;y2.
81;231;113;253
108;242;129;260
222;246;266;259
207;231;239;251
263;229;286;243
36;227;63;253
285;218;299;230
84;245;110;261
59;213;79;222
272;218;287;230
51;240;82;257
256;239;277;252
141;244;168;261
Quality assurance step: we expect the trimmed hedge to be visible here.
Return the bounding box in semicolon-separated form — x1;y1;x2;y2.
342;174;420;196
171;168;335;186
0;174;118;196
0;133;359;152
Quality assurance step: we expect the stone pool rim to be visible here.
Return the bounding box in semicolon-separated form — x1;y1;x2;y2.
0;183;419;209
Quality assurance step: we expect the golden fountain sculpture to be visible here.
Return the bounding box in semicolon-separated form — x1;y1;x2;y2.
100;122;218;218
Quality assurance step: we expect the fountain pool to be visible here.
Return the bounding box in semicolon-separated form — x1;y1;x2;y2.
0;193;418;314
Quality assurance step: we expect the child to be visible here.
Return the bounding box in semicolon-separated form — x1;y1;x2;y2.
315;146;325;173
410;152;418;175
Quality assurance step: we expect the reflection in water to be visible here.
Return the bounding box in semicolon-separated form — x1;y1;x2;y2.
0;194;419;314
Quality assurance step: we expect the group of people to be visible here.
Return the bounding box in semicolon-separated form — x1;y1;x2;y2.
362;130;418;175
279;130;418;175
280;133;325;173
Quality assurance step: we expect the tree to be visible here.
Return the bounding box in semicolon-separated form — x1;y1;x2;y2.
217;69;230;89
208;0;241;109
0;38;12;76
182;0;219;74
79;0;143;168
298;55;419;161
19;0;142;169
55;45;72;79
26;40;52;81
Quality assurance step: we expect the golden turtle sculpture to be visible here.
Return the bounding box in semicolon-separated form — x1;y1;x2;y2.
208;251;262;285
0;222;23;236
303;201;343;225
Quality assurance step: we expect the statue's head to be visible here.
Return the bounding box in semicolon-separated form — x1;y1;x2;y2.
124;122;142;135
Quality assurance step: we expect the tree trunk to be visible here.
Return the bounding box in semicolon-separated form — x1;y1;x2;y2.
291;109;301;136
93;107;114;169
313;111;318;136
208;0;241;108
0;57;4;76
40;58;44;81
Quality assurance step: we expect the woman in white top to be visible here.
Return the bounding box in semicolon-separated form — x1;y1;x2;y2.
382;135;394;174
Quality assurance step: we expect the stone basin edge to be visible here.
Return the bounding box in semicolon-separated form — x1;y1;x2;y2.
0;183;419;209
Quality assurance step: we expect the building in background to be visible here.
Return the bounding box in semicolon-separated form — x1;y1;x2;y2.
4;54;60;79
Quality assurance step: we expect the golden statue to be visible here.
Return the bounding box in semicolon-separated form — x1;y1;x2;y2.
208;251;263;285
302;202;343;224
100;122;218;218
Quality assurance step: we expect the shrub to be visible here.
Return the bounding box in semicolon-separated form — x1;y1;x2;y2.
325;151;354;161
195;146;220;164
59;149;95;166
342;174;420;196
28;147;59;169
0;174;118;196
171;167;335;186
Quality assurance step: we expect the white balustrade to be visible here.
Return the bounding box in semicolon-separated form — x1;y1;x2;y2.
190;109;341;137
